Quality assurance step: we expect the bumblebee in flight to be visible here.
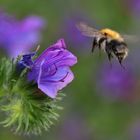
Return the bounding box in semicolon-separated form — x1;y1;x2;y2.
76;22;131;66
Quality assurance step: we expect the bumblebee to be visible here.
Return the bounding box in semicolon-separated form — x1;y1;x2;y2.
76;22;130;66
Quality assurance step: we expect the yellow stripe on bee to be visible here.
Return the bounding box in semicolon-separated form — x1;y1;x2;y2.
100;28;124;41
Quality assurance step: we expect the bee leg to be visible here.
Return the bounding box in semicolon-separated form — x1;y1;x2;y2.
105;42;113;67
118;55;125;69
107;53;113;61
98;37;107;57
91;38;97;53
107;53;113;68
105;42;113;61
119;61;125;69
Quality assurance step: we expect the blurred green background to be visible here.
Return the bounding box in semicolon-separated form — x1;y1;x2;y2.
0;0;140;140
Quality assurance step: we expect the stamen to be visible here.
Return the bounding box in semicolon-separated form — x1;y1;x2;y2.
35;45;40;52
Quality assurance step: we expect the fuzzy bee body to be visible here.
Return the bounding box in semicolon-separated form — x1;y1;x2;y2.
92;34;128;64
76;22;129;65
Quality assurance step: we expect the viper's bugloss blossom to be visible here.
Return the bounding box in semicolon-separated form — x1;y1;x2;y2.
64;18;88;46
0;12;45;58
131;0;140;15
97;62;136;100
125;0;140;17
62;16;91;52
19;39;77;98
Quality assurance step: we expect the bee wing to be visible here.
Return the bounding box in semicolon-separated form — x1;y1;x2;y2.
76;22;102;38
122;34;140;43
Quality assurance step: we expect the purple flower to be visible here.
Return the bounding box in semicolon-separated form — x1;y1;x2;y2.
61;15;92;52
0;12;45;58
128;0;140;16
97;62;136;101
17;52;36;71
19;39;77;98
64;18;88;45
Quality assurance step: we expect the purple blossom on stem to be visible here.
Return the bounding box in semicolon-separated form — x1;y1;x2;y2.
128;0;140;17
97;62;136;101
0;12;45;58
61;15;92;52
19;39;77;98
64;18;88;46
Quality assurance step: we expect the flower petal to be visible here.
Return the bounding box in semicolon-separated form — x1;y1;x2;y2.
37;60;74;98
34;39;77;67
0;12;45;58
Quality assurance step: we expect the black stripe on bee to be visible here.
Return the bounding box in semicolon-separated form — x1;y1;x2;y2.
105;41;113;62
98;37;107;49
107;40;127;66
91;37;107;52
